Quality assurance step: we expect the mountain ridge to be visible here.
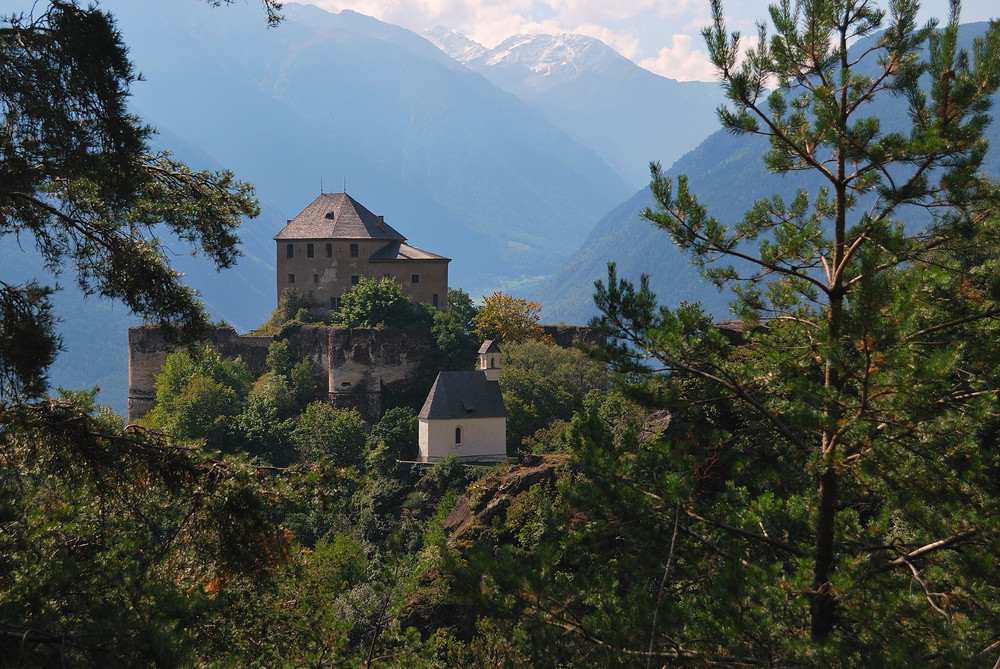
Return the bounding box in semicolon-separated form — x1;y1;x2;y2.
425;28;729;187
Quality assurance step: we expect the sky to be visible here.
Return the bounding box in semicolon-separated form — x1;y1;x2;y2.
305;0;998;81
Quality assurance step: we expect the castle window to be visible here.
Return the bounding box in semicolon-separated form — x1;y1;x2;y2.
313;274;319;284
350;243;359;258
325;243;332;257
286;243;294;258
307;243;314;258
331;297;336;310
288;273;295;284
411;274;420;284
432;293;438;307
455;426;462;444
351;275;359;285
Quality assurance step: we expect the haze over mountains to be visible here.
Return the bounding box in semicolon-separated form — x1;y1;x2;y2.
4;0;725;412
531;21;1000;325
425;29;728;187
9;1;994;416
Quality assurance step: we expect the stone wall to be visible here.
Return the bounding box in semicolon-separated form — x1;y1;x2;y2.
541;324;603;348
127;324;601;424
127;325;433;424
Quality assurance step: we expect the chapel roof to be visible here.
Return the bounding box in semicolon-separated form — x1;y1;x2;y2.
368;241;450;262
418;371;506;420
273;193;406;241
478;340;499;354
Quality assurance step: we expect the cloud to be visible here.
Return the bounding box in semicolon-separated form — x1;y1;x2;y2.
569;23;641;60
638;33;716;82
541;0;658;24
311;0;537;47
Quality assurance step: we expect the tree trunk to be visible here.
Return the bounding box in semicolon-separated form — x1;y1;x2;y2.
812;464;837;641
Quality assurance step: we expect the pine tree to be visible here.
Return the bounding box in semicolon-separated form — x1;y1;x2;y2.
586;0;1000;659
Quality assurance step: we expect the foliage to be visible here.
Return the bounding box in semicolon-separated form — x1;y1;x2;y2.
428;307;478;372
333;277;423;329
499;339;612;452
252;338;316;419
576;0;1000;661
0;282;59;403
0;1;261;400
293;402;367;469
141;348;253;448
259;288;319;334
446;287;479;331
368;406;419;461
233;393;294;465
473;291;551;344
0;390;292;666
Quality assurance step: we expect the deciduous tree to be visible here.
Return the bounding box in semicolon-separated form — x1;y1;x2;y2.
333;277;421;329
473;291;550;344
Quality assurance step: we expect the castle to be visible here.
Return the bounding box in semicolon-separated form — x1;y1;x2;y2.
126;195;599;425
274;193;449;314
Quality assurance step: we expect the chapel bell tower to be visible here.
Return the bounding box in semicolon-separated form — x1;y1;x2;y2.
478;340;500;382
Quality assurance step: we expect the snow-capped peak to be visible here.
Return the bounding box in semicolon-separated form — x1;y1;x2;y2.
424;26;488;62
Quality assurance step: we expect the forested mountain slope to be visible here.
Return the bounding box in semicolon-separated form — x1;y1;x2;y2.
534;22;1000;324
428;30;728;187
2;0;635;411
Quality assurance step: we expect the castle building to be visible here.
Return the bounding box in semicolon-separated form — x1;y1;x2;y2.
274;193;450;314
417;340;507;463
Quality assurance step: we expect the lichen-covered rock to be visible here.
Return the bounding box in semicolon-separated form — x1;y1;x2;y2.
443;454;568;548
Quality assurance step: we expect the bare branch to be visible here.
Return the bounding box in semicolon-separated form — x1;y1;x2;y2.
887;528;978;566
684;505;806;557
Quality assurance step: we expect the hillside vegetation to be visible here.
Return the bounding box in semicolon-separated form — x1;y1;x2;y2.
4;1;1000;666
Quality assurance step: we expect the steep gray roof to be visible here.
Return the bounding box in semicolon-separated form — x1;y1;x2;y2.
273;193;406;241
418;371;506;420
368;242;450;262
478;340;499;354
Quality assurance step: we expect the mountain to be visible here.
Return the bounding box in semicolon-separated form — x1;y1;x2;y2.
4;0;637;413
426;30;728;187
108;1;633;288
532;22;1000;326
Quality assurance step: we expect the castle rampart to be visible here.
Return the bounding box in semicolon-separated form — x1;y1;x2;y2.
127;325;433;424
127;324;600;424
